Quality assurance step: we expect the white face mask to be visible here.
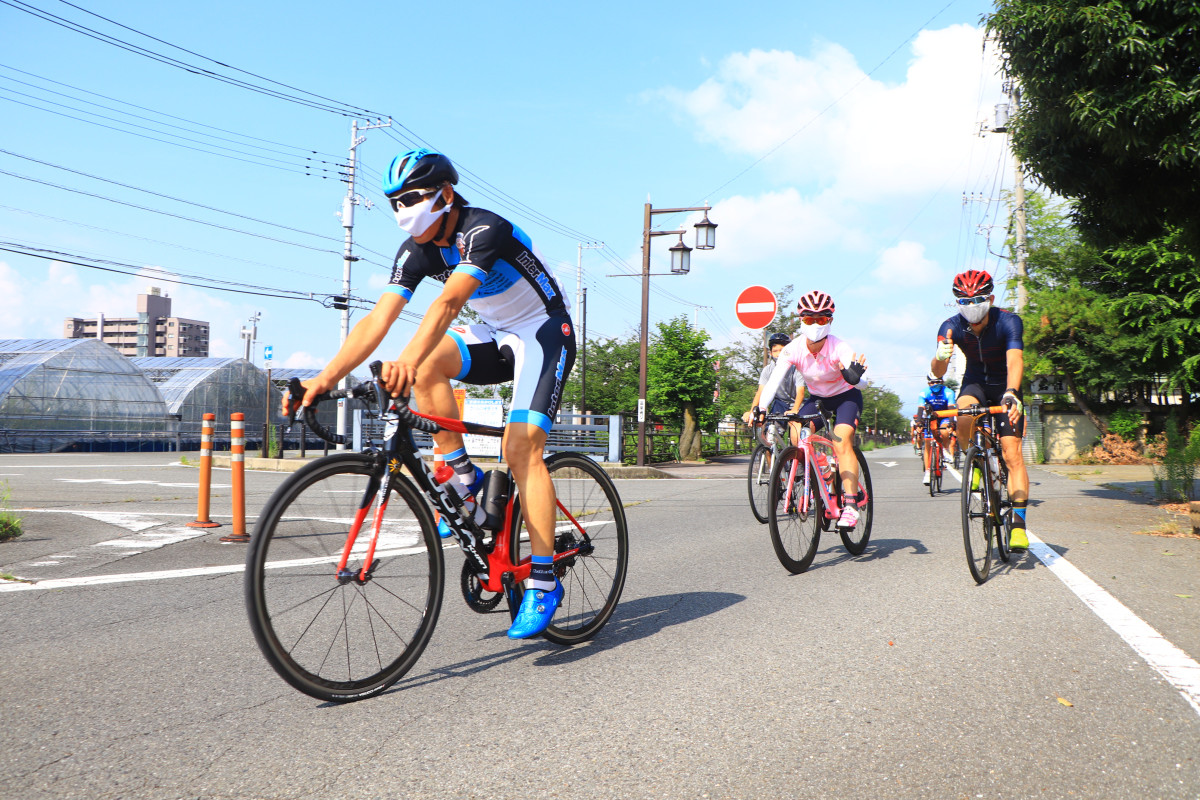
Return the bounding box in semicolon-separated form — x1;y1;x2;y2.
393;193;451;235
801;321;831;342
959;299;991;324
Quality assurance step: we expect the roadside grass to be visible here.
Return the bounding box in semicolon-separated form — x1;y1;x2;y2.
1134;517;1199;539
0;481;22;542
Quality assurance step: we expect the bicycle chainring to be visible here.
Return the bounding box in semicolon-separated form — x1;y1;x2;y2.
460;559;503;613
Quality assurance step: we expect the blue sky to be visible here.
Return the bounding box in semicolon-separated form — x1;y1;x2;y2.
0;0;1012;414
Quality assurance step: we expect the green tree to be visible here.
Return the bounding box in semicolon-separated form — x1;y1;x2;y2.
568;333;641;416
861;383;907;436
1017;193;1199;425
987;1;1200;246
647;317;716;460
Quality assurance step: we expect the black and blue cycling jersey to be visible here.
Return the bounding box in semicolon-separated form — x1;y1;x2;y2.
386;206;569;331
936;307;1023;389
919;384;956;411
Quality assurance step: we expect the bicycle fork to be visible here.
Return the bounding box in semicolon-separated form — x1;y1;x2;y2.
335;469;389;583
783;456;812;516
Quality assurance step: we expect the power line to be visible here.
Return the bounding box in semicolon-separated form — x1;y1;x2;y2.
0;241;320;300
0;167;340;254
0;62;343;158
0;203;331;280
52;0;379;117
1;0;377;117
0;68;342;165
0;92;335;177
0;148;343;242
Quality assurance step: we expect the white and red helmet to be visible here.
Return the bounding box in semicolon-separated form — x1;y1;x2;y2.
797;290;835;317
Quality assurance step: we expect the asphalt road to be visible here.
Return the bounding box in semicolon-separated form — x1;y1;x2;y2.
1;447;1198;799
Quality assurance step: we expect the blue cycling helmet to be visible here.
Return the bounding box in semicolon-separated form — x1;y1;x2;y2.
383;148;459;196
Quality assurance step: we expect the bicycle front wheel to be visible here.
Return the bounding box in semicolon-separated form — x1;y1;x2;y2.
510;453;629;645
927;445;938;497
839;446;873;556
767;446;822;573
995;463;1012;563
961;446;994;584
747;444;773;524
245;454;445;702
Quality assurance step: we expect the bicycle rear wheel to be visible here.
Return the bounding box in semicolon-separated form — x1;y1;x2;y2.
245;454;444;702
767;446;822;573
747;444;773;524
510;452;628;645
839;446;873;556
961;446;994;584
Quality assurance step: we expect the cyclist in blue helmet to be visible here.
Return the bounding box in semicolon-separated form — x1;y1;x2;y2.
288;148;575;639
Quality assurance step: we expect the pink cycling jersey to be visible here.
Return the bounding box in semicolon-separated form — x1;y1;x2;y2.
762;334;858;403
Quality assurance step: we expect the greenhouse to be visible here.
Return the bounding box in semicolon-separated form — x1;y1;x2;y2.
0;339;173;453
131;357;281;447
269;369;369;447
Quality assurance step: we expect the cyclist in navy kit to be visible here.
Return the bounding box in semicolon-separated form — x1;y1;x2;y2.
929;269;1029;550
288;148;575;638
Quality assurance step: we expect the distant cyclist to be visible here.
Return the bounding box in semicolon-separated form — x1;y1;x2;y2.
759;291;868;528
929;269;1029;550
745;332;803;443
917;372;957;485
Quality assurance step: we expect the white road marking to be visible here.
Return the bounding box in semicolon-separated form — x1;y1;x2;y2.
71;511;166;532
0;542;433;593
1028;533;1200;717
94;526;211;549
56;479;225;488
0;463;177;468
875;461;898;468
19;509;233;520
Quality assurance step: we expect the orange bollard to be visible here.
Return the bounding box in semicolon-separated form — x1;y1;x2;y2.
220;413;249;543
187;413;220;529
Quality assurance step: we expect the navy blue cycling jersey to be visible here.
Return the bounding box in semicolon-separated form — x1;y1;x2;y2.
386;206;569;330
936;307;1023;388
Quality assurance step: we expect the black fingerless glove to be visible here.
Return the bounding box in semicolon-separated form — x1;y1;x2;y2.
841;361;866;385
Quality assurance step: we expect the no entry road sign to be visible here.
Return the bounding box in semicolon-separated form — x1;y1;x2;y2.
735;285;777;329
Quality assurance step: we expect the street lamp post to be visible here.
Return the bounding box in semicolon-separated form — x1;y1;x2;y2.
636;202;717;466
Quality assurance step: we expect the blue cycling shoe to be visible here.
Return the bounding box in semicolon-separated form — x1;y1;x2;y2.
465;466;485;497
436;516;453;539
506;581;563;639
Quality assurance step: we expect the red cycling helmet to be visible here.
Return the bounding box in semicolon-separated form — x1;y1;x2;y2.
952;269;994;298
797;290;835;316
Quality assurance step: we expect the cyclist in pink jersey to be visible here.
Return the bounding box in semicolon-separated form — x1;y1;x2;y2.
757;290;869;528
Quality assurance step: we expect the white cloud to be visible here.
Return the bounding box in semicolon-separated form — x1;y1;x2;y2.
282;351;323;369
872;240;940;286
663;25;1006;203
682;188;865;274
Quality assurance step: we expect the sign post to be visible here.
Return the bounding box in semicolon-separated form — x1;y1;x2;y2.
735;286;777;330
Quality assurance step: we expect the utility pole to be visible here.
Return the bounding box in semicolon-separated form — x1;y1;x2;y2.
575;242;601;419
336;117;392;443
1011;85;1028;312
580;288;588;415
241;312;260;363
988;83;1028;311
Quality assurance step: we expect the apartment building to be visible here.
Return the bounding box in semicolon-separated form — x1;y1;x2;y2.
63;287;210;358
